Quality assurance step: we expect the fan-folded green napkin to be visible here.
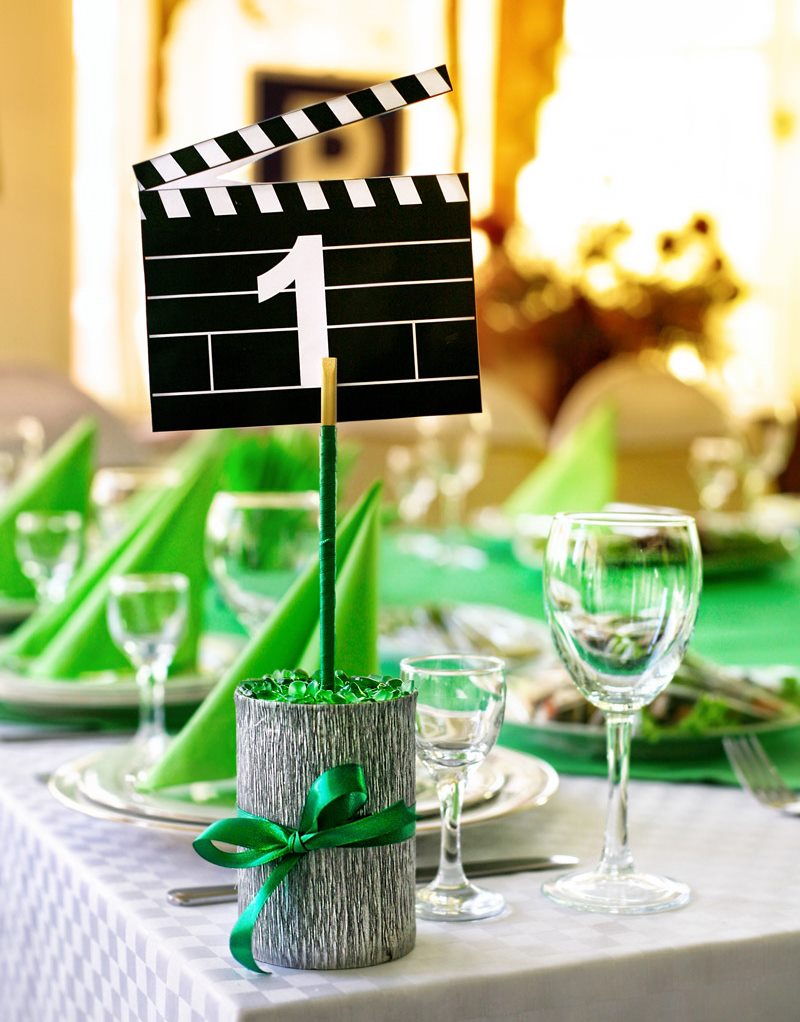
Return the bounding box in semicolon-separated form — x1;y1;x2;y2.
0;418;96;599
3;433;208;664
503;403;616;516
6;430;228;679
140;480;382;791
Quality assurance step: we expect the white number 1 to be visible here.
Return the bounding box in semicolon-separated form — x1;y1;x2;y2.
256;234;329;389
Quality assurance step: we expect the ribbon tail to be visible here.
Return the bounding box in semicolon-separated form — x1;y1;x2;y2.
230;855;299;974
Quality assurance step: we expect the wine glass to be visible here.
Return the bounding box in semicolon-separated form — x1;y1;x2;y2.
106;572;189;782
385;444;441;561
401;654;506;920
0;416;44;497
415;411;491;569
386;444;438;528
91;465;180;542
688;436;744;512
14;510;84;605
205;491;319;633
731;397;797;509
542;511;702;913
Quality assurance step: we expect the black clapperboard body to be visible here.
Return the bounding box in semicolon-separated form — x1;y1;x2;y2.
134;66;482;431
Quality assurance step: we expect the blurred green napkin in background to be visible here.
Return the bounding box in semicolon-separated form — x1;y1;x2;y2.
5;430;229;679
141;480;382;791
221;428;320;492
0;417;96;600
503;404;616;517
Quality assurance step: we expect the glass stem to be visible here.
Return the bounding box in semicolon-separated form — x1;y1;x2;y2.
599;713;635;876
136;661;167;742
434;772;469;889
440;485;465;539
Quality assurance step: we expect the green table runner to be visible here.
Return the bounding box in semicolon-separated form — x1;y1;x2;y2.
10;524;800;785
379;532;800;667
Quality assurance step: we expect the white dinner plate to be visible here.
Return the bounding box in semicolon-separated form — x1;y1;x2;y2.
0;633;242;710
71;745;505;822
48;744;559;836
379;603;552;664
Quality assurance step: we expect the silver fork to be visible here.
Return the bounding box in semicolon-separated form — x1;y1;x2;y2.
723;735;800;814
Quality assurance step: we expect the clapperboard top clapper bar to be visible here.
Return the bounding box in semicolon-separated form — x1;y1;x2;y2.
135;65;483;432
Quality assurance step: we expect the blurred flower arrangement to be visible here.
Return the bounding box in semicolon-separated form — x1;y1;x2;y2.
475;215;744;420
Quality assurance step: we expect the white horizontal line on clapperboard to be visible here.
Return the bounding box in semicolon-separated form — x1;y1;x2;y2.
151;374;480;398
143;238;472;261
148;278;473;300
148;316;476;339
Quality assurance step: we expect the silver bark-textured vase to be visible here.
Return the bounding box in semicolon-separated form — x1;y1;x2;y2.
235;689;417;970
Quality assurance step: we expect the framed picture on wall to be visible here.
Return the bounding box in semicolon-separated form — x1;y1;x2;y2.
252;72;403;183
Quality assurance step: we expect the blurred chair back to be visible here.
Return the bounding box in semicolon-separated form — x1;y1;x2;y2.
549;354;730;509
0;365;147;467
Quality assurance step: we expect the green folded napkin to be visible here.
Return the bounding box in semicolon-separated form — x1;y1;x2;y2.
141;480;382;791
7;430;228;679
221;427;356;495
503;404;616;516
0;418;96;599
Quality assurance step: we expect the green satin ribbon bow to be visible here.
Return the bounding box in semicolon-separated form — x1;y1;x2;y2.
193;762;416;973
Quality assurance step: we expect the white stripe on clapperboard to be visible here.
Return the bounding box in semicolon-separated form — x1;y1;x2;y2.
152;375;479;398
138;67;451;192
144;237;472;261
149;174;468;219
149;316;476;341
149;279;473;300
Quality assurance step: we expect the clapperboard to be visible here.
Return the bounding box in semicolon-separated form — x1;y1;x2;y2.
134;66;482;431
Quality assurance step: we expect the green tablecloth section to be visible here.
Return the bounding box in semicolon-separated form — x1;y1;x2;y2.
378;531;800;786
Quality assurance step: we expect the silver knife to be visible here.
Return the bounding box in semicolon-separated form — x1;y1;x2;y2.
166;855;578;906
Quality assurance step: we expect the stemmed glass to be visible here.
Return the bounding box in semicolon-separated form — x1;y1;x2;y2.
414;412;491;569
542;511;702;913
688;436;743;512
401;654;506;920
734;399;797;509
15;510;84;605
91;465;180;542
205;491;319;634
0;415;44;497
106;572;189;782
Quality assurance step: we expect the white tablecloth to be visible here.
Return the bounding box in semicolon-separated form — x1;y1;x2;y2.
1;737;799;1022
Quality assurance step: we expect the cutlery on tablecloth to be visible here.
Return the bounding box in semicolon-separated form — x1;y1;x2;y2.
166;855;580;906
723;735;800;814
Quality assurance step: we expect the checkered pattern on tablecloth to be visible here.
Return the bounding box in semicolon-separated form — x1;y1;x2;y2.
2;738;800;1022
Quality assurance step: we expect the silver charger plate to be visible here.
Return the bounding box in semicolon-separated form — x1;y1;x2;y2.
0;633;243;710
48;744;559;836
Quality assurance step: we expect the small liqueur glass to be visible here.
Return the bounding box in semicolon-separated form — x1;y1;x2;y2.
107;572;189;782
401;654;506;921
14;510;84;605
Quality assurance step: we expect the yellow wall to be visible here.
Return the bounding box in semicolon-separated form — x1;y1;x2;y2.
0;0;73;373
